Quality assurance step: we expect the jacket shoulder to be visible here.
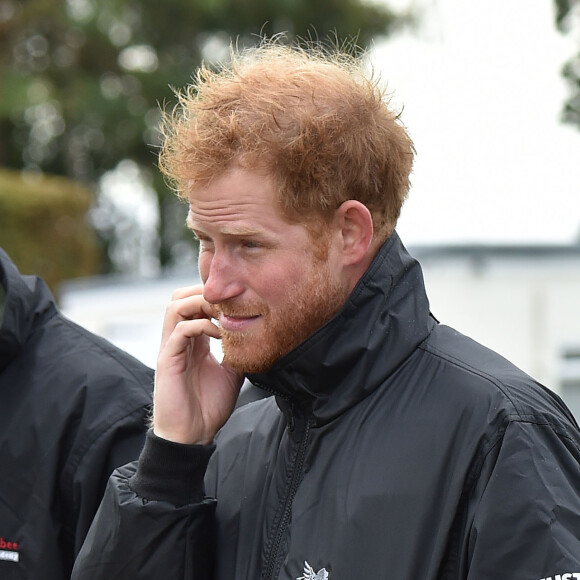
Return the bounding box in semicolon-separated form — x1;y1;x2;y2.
420;323;578;429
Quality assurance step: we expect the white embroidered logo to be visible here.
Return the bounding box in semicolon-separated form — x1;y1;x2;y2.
539;574;580;580
297;561;329;580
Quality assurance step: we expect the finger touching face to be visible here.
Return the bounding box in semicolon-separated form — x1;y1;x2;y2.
160;286;220;349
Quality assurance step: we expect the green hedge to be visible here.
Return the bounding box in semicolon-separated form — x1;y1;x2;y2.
0;168;101;293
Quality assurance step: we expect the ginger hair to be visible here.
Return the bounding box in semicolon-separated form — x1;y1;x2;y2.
159;39;415;242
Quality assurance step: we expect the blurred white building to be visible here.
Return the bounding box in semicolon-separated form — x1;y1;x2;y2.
59;243;580;419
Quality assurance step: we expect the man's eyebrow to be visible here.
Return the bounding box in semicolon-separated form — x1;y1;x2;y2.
220;226;263;236
185;217;263;238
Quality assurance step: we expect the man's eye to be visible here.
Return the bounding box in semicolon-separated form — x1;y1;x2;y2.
241;239;261;249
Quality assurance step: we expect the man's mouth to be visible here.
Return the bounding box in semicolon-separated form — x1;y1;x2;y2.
219;312;260;332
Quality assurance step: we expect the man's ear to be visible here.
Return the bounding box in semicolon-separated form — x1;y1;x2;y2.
334;200;374;266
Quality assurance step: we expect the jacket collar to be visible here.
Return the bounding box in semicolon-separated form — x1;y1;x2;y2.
0;248;57;373
247;232;436;425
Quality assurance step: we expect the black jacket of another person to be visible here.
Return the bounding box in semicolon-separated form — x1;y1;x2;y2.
73;233;580;580
0;248;154;579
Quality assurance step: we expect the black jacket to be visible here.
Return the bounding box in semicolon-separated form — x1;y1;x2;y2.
73;233;580;580
0;248;154;579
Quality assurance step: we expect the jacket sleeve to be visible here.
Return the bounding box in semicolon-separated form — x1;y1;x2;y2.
72;431;217;580
465;419;580;580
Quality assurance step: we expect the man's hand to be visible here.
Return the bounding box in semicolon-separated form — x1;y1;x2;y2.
153;285;244;445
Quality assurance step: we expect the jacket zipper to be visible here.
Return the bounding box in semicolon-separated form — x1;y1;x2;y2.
262;412;311;580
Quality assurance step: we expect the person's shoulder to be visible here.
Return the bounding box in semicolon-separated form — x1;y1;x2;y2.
51;312;154;381
30;312;154;421
420;324;576;428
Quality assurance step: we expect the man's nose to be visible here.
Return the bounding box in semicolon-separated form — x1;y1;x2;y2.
201;251;244;304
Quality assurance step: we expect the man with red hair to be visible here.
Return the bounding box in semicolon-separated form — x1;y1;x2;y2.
74;41;580;580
